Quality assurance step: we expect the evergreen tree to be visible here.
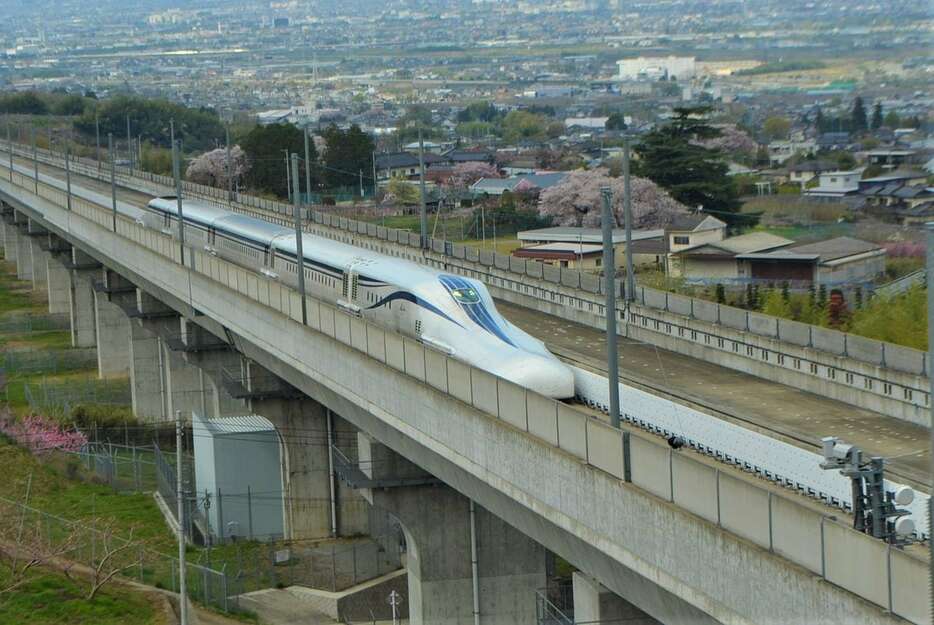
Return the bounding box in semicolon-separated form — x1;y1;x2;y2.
870;103;883;130
883;110;900;128
322;124;376;190
240;123;309;198
814;107;827;133
851;96;868;133
633;106;751;229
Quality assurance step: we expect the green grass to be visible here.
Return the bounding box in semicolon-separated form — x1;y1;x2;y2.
0;330;73;351
0;262;41;315
0;565;160;625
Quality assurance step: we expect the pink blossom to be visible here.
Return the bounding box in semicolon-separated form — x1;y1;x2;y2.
186;146;249;188
538;169;690;228
883;241;924;258
0;414;88;454
694;125;758;156
443;162;500;189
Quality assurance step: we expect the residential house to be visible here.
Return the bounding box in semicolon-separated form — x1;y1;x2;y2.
471;172;568;196
803;171;861;200
442;149;495;165
816;132;852;151
735;237;885;285
665;215;727;254
866;149;917;171
788;160;838;189
512;226;664;271
667;232;794;281
374;152;450;182
768;139;817;166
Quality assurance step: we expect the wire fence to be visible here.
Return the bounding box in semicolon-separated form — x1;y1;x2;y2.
0;313;70;334
22;375;132;417
73;441;159;494
0;496;233;613
2;349;98;377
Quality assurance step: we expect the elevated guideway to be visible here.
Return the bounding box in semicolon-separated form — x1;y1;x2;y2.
0;143;929;625
4;144;931;491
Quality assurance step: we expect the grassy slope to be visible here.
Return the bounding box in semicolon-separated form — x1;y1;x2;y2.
0;565;161;625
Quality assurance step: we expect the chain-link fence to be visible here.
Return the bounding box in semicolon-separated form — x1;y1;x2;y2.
0;313;70;334
2;349;98;377
73;442;159;493
22;376;131;417
0;496;233;613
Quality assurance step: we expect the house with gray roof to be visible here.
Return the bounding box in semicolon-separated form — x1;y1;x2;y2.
735;237;885;286
668;232;794;281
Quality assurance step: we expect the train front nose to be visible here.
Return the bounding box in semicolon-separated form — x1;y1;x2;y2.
494;355;576;399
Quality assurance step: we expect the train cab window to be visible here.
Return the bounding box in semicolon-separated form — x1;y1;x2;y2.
450;287;480;304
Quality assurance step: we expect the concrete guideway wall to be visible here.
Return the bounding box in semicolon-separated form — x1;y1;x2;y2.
0;165;927;625
8;142;927;425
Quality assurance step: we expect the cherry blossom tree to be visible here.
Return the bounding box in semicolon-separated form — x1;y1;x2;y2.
538;169;691;228
694;125;758;157
185;146;249;188
444;162;500;189
0;414;88;455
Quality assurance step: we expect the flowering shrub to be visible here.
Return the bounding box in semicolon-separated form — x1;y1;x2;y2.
883;241;924;258
0;414;88;454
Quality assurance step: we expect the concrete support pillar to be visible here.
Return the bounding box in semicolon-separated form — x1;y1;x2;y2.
28;238;48;291
69;274;97;347
128;321;166;421
15;232;32;280
93;271;134;379
2;221;16;263
361;437;546;625
162;340;206;419
572;572;660;625
249;394;368;540
45;255;71;314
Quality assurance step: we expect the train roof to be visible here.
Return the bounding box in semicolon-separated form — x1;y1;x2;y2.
213;213;292;245
148;197;230;226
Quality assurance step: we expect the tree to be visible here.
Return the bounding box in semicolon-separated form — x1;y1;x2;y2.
605;112;627;131
814;107;827;133
240;123;308;198
73;95;224;151
695;125;758;157
762;116;791;141
52;94;88;116
0;92;48;115
634;106;750;229
457;101;500;123
321;124;375;190
386;178;420;205
186;146;249;189
538;169;690;228
851;96;868;133
501;111;549;143
444;162;500;189
870;103;883;130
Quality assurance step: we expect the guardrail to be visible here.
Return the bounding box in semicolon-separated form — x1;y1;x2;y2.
0;158;930;624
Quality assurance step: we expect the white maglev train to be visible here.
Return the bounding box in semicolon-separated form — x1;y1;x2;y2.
144;197;576;399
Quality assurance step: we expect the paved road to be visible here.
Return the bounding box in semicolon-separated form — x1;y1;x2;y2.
498;300;930;490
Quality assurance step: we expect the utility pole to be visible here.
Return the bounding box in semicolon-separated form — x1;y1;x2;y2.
359;169;364;198
417;126;428;249
225;125;233;202
171;124;186;266
64;139;72;212
601;186;620;428
31;126;38;193
284;150;292;204
291;153;307;325
126;114;133;173
926;221;934;619
109;134;117;231
303;127;312;206
175;410;189;625
95;114;101;172
623;136;635;302
6;121;12;182
371;151;377;198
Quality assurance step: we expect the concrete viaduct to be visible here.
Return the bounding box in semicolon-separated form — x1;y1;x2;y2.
0;157;928;625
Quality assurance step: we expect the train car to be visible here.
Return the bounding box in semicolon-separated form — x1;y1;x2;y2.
146;197;575;399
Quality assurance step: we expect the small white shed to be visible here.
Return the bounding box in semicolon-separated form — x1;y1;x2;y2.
192;413;284;542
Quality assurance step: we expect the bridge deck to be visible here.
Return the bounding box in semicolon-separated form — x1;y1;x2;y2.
20;153;931;490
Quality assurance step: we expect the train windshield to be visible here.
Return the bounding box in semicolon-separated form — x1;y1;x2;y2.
450;287;480;304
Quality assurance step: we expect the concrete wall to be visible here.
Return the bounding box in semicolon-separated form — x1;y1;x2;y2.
2;161;928;625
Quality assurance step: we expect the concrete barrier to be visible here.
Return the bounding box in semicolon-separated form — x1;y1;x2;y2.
718;305;748;331
580;273;600;294
349;317;368;352
526;393;558;446
403;339;426;382
717;473;770;547
366;325;386;362
670;454;718;524
543;264;560;283
494;253;510;270
497;380;528;430
667;293;693;317
470;368;499;416
692;299;719;324
556;403;587;459
451;243;466;259
561;268;581;289
847;334;884;366
769;495;822;575
509;256;526;274
885;343;925;375
333;313;352;346
466;246;479;262
777;318;811;347
446;357;472;404
642;287;668;311
425;349;449;393
823;521;889;609
385;333;405;371
319;305;335;337
747;312;778;338
479;250;495;266
890;548;931;624
812;326;846;355
585;419;624;479
527;261;543;279
629;435;671;501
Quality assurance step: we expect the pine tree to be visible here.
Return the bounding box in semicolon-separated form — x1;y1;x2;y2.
851;96;868;133
870;103;883;130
